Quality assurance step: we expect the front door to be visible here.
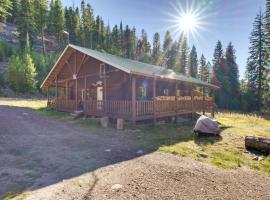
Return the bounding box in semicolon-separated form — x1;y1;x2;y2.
97;86;103;110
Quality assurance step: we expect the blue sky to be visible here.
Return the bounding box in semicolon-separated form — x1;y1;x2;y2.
63;0;265;78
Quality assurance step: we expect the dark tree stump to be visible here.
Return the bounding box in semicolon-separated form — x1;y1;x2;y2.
245;136;270;153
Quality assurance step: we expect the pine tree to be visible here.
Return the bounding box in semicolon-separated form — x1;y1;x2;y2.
188;45;198;78
130;27;136;59
7;0;19;23
225;42;240;109
73;8;81;45
263;1;270;110
264;0;270;49
246;11;268;111
8;34;36;93
152;32;161;65
111;25;120;55
0;0;12;22
199;54;208;82
179;36;189;74
167;41;178;70
17;0;35;47
206;61;212;83
81;2;94;48
48;0;55;34
137;29;151;62
211;40;228;108
34;0;48;55
162;31;172;67
53;0;65;42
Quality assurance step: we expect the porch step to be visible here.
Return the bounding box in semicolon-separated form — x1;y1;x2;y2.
71;110;84;119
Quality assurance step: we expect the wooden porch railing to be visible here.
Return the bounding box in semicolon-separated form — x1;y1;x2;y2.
84;100;131;117
49;97;215;120
48;99;77;112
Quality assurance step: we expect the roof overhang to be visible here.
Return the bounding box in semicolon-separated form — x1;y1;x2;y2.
41;44;219;90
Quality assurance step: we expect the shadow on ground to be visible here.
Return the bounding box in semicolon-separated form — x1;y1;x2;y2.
0;105;201;198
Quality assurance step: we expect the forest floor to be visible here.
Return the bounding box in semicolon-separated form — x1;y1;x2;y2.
0;98;270;200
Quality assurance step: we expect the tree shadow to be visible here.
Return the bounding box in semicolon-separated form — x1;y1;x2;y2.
0;105;205;198
194;135;223;146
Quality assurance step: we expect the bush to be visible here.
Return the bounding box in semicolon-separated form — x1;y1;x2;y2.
0;48;3;62
8;53;36;93
31;52;59;89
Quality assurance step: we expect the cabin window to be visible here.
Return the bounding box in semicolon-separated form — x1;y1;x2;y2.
164;89;169;96
138;86;147;100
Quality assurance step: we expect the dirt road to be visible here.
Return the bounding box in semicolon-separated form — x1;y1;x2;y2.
0;105;270;200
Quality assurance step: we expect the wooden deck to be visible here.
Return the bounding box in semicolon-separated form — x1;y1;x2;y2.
48;97;215;122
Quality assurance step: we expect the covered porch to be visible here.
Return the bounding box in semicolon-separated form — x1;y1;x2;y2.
42;44;218;124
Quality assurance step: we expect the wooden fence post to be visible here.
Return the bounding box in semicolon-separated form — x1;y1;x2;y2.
153;77;156;124
202;86;205;115
211;88;215;118
131;76;136;124
191;83;194;119
175;81;178;122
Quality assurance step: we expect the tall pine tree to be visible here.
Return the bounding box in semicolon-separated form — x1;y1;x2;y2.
152;32;161;65
246;11;268;111
179;36;189;74
225;42;240;109
188;45;198;78
34;0;48;55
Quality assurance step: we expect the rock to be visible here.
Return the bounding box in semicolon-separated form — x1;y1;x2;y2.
252;156;259;160
111;184;123;191
199;152;209;158
126;129;141;134
258;156;265;161
136;150;144;155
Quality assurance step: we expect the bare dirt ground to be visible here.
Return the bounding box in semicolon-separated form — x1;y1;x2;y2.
0;105;270;200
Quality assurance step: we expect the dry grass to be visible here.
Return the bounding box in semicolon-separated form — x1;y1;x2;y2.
0;98;47;109
152;113;270;174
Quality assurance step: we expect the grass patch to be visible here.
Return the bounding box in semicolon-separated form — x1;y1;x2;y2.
37;107;70;120
134;113;270;175
73;117;100;129
1;186;27;200
1;98;269;175
0;98;46;109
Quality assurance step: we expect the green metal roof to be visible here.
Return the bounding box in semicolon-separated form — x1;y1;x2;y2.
41;44;219;89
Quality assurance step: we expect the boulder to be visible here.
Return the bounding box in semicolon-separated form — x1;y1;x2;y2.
194;115;220;136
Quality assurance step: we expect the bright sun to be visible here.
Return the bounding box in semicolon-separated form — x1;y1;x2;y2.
165;0;211;42
179;14;198;33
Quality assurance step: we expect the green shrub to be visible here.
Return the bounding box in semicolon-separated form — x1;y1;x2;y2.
8;53;36;93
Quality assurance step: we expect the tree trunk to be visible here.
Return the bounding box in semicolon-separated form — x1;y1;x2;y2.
42;28;46;55
245;136;270;153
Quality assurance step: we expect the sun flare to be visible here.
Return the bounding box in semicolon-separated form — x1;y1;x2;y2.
164;0;212;43
179;13;198;33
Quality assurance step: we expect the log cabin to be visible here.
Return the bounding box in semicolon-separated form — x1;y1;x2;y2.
41;44;219;124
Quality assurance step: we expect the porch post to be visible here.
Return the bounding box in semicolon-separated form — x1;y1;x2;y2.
191;83;194;119
47;86;50;107
202;86;205;115
84;76;87;100
131;76;136;124
175;81;178;121
66;81;68;102
75;77;78;110
211;88;215;118
75;50;78;110
103;64;107;114
153;77;156;124
55;76;58;99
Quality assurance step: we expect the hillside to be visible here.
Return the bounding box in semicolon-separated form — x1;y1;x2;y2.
0;22;61;54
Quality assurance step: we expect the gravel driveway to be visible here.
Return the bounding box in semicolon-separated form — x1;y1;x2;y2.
0;105;270;200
